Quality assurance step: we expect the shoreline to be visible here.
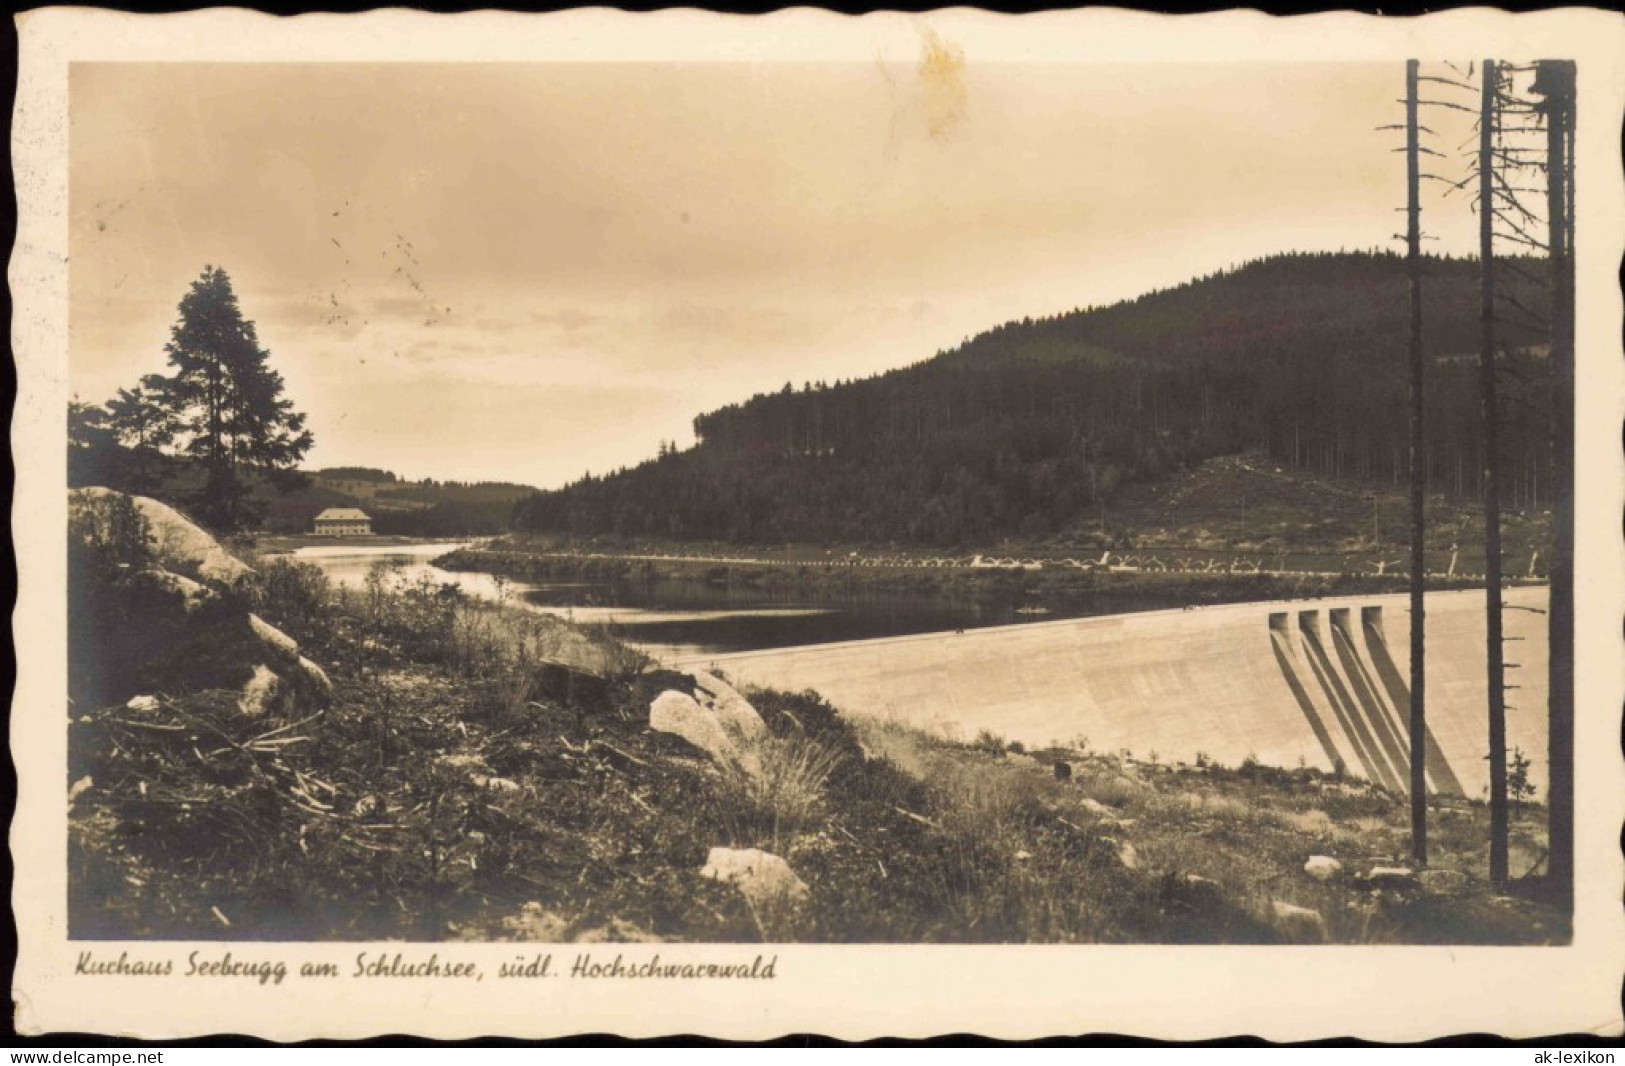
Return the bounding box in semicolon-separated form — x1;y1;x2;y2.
433;543;1497;616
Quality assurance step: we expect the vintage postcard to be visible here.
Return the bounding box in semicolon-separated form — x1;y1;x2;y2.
11;5;1625;1042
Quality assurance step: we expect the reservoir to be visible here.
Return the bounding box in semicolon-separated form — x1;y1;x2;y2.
290;541;1158;661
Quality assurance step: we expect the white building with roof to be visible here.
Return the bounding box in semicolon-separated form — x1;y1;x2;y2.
312;507;372;536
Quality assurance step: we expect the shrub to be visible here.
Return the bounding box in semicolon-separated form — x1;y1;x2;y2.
252;558;333;639
746;687;851;745
69;491;154;581
972;729;1011;758
717;731;846;849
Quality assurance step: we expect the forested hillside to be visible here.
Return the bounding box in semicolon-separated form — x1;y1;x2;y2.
66;436;537;536
513;251;1553;546
277;473;540;536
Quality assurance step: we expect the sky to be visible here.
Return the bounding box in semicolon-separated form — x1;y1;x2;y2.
69;58;1481;488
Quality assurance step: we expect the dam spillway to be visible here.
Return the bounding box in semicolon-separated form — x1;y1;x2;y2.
672;587;1551;798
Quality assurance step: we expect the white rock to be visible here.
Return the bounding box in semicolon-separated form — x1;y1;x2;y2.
125;695;160;713
686;671;767;740
699;846;809;908
1271;900;1328;943
650;682;765;778
244;615;332;697
249;613;300;658
1364;866;1420;891
237;663;280;716
1304;855;1343;881
651;690;730;756
296;655;333;694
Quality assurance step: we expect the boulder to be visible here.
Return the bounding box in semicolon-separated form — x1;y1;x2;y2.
528;660;614;715
248;613;299;658
1271;900;1329;944
238;664;280;716
1099;835;1140;870
687;671;768;740
1362;866;1420;892
93;566;330;717
72;487;253;585
539;628;623;679
651;690;736;762
295;655;333;693
70;490;328;718
1304;855;1343;881
1109;774;1148;797
236;613;332;712
649;671;767;775
699;846;809;909
126;568;212;609
1078;797;1115;818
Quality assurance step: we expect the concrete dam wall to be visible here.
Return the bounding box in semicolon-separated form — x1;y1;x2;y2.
673;587;1551;798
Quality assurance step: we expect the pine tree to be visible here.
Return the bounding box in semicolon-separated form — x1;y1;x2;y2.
68;397;120;487
103;374;178;490
157;266;313;529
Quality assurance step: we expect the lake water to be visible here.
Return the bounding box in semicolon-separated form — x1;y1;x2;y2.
291;542;1135;662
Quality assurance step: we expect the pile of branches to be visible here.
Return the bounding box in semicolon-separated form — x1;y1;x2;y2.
75;692;332;864
68;688;491;937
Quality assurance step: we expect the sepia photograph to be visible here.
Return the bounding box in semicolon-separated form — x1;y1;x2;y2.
12;6;1625;1042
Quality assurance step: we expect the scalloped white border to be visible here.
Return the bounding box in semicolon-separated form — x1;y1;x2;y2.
11;6;1625;1041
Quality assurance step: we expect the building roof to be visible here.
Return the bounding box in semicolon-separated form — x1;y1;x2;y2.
314;508;371;521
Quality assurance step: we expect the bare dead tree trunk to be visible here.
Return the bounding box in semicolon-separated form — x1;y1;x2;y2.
1405;59;1429;863
1479;58;1510;886
1534;57;1575;908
